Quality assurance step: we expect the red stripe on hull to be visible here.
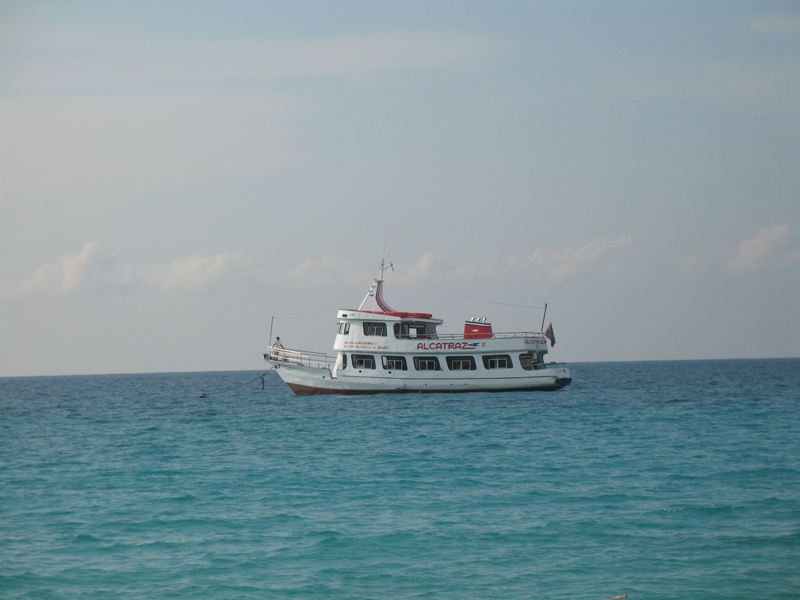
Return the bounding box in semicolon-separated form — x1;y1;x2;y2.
286;382;376;395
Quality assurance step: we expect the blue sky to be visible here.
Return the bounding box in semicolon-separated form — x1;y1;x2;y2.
1;1;799;376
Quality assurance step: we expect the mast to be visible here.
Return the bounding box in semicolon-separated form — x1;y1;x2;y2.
379;258;392;281
358;260;396;312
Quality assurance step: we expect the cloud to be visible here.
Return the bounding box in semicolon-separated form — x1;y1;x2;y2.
129;252;251;293
391;237;634;284
682;247;728;274
683;224;799;273
13;242;122;296
284;256;368;287
401;252;442;281
726;224;798;272
2;244;253;297
519;235;634;281
1;245;371;297
3;237;635;299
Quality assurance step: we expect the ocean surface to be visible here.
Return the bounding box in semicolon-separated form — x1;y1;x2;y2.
1;359;799;599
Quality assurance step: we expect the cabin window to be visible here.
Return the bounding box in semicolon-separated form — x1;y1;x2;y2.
352;354;376;369
363;322;387;336
519;352;543;371
338;353;348;370
394;322;435;339
382;355;408;371
338;322;350;335
413;356;441;371
519;352;534;370
446;356;477;371
482;354;513;369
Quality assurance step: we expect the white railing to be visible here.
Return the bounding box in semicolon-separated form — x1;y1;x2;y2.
266;348;334;369
426;331;545;341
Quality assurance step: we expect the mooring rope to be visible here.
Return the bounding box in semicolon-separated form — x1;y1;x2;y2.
198;370;271;398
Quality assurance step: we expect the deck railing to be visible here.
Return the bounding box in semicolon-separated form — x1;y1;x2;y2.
423;331;546;341
267;347;334;369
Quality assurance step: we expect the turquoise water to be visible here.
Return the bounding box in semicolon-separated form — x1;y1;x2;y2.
2;360;799;599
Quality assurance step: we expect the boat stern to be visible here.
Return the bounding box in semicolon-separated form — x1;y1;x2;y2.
549;364;572;389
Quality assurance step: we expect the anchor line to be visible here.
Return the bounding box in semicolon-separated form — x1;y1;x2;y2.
199;371;271;398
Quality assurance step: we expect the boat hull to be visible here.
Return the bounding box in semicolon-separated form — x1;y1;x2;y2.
267;360;572;395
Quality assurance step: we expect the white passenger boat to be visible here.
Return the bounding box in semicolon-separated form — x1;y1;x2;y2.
264;264;572;395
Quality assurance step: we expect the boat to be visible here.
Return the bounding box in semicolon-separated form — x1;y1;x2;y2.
263;263;572;395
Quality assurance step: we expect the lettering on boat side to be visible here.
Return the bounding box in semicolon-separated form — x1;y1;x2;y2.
416;342;481;351
343;341;389;350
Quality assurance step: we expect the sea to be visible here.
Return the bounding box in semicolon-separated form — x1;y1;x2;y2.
1;359;798;599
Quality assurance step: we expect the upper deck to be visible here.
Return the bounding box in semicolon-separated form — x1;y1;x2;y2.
322;271;551;356
333;308;549;354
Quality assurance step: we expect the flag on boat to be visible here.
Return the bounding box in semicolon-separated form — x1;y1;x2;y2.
545;322;556;347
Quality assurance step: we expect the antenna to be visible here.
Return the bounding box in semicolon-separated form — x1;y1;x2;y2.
377;232;391;282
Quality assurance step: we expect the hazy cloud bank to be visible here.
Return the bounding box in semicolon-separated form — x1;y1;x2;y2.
5;226;793;300
396;235;634;284
684;224;800;273
9;226;792;301
2;235;638;298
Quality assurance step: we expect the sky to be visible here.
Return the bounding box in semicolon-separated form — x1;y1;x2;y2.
1;1;799;377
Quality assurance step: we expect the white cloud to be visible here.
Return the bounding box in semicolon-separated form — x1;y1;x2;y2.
2;245;252;297
1;245;369;297
13;242;121;296
129;252;250;293
284;257;368;287
683;224;799;273
390;237;634;284
682;248;728;274
2;237;636;299
401;252;443;281
519;235;634;281
726;224;797;272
